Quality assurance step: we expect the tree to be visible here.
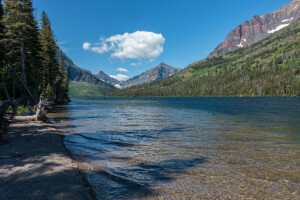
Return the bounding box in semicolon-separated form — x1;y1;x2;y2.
44;83;53;101
39;11;58;93
2;0;41;102
0;0;10;100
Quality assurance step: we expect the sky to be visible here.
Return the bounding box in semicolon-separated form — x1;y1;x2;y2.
33;0;292;81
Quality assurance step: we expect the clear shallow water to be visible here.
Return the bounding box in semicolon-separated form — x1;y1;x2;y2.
50;98;300;199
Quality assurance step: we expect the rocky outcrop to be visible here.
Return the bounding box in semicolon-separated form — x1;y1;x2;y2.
122;63;181;88
208;0;300;58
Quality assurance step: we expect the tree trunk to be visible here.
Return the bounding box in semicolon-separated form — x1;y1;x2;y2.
10;62;38;104
21;42;27;86
11;68;15;100
1;73;10;100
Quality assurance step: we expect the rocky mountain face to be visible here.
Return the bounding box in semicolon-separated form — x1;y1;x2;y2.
121;63;181;88
95;71;121;87
94;63;181;88
208;0;300;58
60;51;116;90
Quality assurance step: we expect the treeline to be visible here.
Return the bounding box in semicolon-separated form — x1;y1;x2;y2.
111;20;300;97
0;0;69;104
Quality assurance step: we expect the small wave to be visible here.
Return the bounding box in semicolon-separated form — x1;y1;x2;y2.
107;141;135;147
96;169;146;188
74;133;99;141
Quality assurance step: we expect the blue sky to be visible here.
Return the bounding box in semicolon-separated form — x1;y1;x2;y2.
33;0;292;80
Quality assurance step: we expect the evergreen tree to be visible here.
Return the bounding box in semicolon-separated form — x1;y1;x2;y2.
44;83;53;101
39;11;58;94
0;0;10;99
2;0;41;102
21;0;42;93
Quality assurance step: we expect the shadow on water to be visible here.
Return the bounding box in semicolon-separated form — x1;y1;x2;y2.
91;157;208;199
65;127;188;150
52;114;112;122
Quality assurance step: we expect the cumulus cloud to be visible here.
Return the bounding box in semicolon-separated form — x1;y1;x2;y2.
83;42;91;50
109;74;129;81
83;31;165;60
115;68;129;73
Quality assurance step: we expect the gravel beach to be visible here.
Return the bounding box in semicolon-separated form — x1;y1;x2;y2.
0;122;94;200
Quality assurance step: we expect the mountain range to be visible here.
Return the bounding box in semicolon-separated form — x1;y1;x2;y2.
209;0;300;58
110;1;300;97
95;63;181;88
62;51;181;97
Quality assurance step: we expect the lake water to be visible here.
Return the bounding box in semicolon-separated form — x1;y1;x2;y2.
50;98;300;199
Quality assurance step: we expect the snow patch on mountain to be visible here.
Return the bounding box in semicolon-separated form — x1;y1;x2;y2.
237;42;243;48
282;17;294;22
267;24;290;33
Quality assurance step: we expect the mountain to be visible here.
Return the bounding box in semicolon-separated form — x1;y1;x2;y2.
110;19;300;97
60;51;117;97
121;63;181;88
94;71;121;87
208;0;300;58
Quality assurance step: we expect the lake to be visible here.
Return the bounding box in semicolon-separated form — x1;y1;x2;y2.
50;97;300;199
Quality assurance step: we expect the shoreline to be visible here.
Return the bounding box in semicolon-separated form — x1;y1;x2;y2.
0;121;95;200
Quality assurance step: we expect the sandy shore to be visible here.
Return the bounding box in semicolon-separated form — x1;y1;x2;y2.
0;121;94;200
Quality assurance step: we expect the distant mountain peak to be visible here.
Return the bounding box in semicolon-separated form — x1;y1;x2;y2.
121;63;181;88
94;70;120;87
208;0;300;58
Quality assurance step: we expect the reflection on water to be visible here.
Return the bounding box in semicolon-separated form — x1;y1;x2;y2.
49;97;300;199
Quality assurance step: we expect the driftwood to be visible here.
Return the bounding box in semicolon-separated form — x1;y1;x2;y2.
0;152;22;159
14;98;54;122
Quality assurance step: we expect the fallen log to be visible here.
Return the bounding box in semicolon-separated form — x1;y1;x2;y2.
14;98;53;122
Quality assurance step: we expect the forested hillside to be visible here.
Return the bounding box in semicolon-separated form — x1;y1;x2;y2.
68;81;116;98
111;20;300;97
0;0;69;104
60;50;117;98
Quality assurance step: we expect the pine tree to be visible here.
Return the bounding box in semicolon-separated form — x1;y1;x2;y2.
0;0;10;100
61;53;70;102
2;0;41;102
21;0;42;93
54;50;64;102
39;11;58;94
44;83;53;101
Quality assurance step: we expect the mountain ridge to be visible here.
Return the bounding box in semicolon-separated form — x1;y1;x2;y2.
121;63;181;88
208;0;300;58
94;63;181;88
59;51;117;97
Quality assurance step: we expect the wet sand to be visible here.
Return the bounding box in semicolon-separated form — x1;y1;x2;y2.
0;122;94;200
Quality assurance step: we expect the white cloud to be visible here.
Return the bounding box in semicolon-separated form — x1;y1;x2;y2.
83;42;91;50
115;68;129;73
109;74;129;81
83;31;165;60
58;41;68;45
130;62;142;66
91;44;109;54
